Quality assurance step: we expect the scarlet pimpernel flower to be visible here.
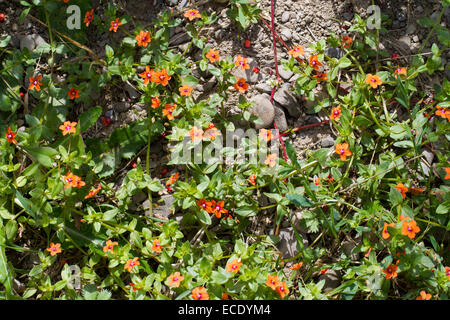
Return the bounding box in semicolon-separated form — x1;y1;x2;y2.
136;30;151;47
46;242;62;256
210;200;228;219
276;282;289;298
313;72;327;83
67;88;79;100
401;219;420;239
84;9;94;27
382;264;398;279
189;126;203;142
29;75;42;91
382;222;395;240
103;240;118;254
416;291;432;300
341;36;353;48
139;66;157;85
179;84;193;96
445;167;450;180
259;129;272;142
394;67;407;79
152;239;162;253
309;55;322;70
233;77;249;93
266;274;280;290
289;262;303;270
205;49;220;63
162;104;176;120
265;154;277;167
235;55;250;71
124;257;140;272
226;259;242;273
192;287;209;300
365;74;382;89
59;121;77;135
85;183;101;199
166;172;179;186
288;45;304;58
5;126;17;144
109;18;121;32
330;105;341;121
435;105;449;120
197;199;212;212
151;96;161;109
167;272;184;288
335;142;351;161
394;183;408;198
184;9;201;21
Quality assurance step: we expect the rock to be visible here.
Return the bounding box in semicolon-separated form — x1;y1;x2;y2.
273;83;301;118
325;47;344;59
342;240;359;261
251;94;275;129
13;278;26;293
422;149;434;165
277;227;309;259
396;6;407;22
280;28;292;42
124;83;140;99
232;57;260;83
273;104;288;132
319;269;341;292
255;83;273;94
165;0;177;5
420;149;434;177
291;210;309;234
114;101;131;113
178;0;188;8
320;135;335;148
412;35;419;43
169;32;191;46
406;24;416;35
19;35;35;51
278;64;294;81
153;194;175;218
32;34;47;48
308;115;322;124
281;12;291;23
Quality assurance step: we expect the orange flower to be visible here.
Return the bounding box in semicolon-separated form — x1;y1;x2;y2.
179;84;193;96
341;36;353;48
109;18;122;32
102;240;118;254
394;183;408;198
167;272;184;288
259;129;272;142
382;264;398;279
85;183;102;199
124;257;140;272
205;49;220;63
266;274;280;290
197;199;213;213
382;222;395;240
59;121;77;136
416;291;432;300
139;66;157;85
401;219;420;239
233;77;249;93
226;258;243;273
156;68;171;86
46;242;62;256
136;30;151;47
248;174;256;186
235;55;250;71
309;55;322;71
276;281;289;298
265;154;277;167
365;74;382;89
288;45;304;58
67;88;79;100
435;105;450;120
210;200;228;219
192;286;209;300
63;172;84;189
162;104;177;120
364;247;373;258
313;72;327;83
444;266;450;281
152;239;162;253
330;105;341;121
166;172;179;186
335;142;351;161
84;9;94;27
151;96;161;109
394;67;407;79
445;167;450;180
29;75;42;91
409;184;423;196
189;126;204;142
289;262;303;270
184;9;201;21
328;174;334;183
221;293;231;300
203;127;221;140
5;126;17;145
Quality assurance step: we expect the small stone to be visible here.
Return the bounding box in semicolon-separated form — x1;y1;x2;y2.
153;194;175;218
280;28;292;42
422;149;434;165
124;83;140;99
273;83;301;118
406;24;416;35
291;210;309;234
250;94;275;129
319;269;341;292
255;83;273;94
325;47;344;59
308;115;322;124
273;104;288;132
342;240;359;261
321;135;335;148
114;101;131;113
281;12;291;23
412;35;419;43
169;32;191;46
20;35;35;51
277;227;309;259
32;34;47;48
278;64;294;81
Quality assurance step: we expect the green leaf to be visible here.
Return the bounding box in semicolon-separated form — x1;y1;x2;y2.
196;209;211;225
23;146;58;168
79;106;102;132
234;206;256;217
436;202;449;215
286;194;313;207
285;142;300;168
0;227;14;299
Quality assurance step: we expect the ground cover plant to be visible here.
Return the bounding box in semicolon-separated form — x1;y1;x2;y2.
0;0;449;300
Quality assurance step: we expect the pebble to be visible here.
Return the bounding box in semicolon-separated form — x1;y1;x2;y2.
278;64;294;81
273;104;288;132
319;269;341;292
251;94;275;129
114;101;131;113
320;135;335;148
124;83;140;100
273;84;301;118
325;47;344;59
153;194;175;218
277;227;309;259
280;28;292;42
255;83;273;94
291;210;309;234
281;12;291;23
19;35;35;51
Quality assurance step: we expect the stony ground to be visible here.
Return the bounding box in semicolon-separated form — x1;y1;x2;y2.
1;0;449;293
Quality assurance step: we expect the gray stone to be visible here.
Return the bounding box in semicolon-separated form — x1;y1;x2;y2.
277;227;309;259
412;35;419;43
251;94;275;129
291;210;309;234
422;149;434;165
342;240;359;261
325;47;344;59
154;194;175;218
255;83;273;94
280;28;292;42
406;24;416;35
124;82;140;99
114;101;131;113
278;64;294;81
32;34;47;48
320;135;335;148
273;83;301;118
319;269;341;292
273;104;288;132
308;115;322;124
20;35;35;51
232;57;260;83
281;12;291;23
169;32;191;46
132;191;147;203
